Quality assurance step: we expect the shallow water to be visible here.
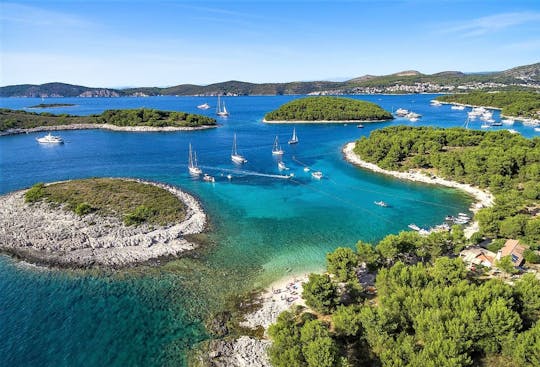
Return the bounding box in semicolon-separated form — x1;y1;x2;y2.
1;94;533;366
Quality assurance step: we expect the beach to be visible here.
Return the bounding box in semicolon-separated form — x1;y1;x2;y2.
342;142;495;237
0;123;217;136
0;179;207;268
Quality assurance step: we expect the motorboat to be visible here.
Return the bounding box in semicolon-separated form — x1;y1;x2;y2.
197;103;210;110
311;171;323;179
408;224;420;231
430;100;442;106
374;201;388;207
357;124;364;128
203;174;215;182
303;167;310;172
278;161;289;170
395;108;409;116
36;132;63;144
451;105;465;110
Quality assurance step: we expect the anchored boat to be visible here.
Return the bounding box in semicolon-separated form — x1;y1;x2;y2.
231;134;247;164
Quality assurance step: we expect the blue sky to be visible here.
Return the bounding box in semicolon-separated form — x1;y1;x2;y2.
1;0;539;87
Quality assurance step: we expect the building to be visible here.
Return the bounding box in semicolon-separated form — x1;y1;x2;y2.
496;239;529;267
460;247;497;268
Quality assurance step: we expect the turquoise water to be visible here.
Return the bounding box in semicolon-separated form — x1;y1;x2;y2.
1;95;534;366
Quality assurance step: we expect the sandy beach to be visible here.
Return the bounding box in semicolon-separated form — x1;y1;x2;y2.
0;179;207;268
0;123;217;136
342;142;495;237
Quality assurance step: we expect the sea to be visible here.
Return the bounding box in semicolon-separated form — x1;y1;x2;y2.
0;94;538;366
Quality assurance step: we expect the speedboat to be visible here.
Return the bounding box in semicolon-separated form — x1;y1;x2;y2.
36;132;63;144
197;103;210;110
430;100;442;106
311;171;323;179
303;167;310;172
203;174;215;182
395;108;409;116
374;201;388;207
278;161;289;170
357;124;364;128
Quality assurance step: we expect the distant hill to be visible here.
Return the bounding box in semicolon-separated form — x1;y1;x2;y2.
2;62;539;97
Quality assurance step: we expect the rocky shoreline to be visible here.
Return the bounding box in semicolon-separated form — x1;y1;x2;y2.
0;123;217;136
0;179;207;268
438;101;540;125
262;118;390;124
342;142;495;237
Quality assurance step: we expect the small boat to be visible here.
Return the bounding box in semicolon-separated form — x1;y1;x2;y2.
430;100;442;106
501;118;515;125
311;171;323;179
188;143;202;176
203;173;215;182
409;117;419;122
458;212;469;218
535;127;540;132
480;123;491;129
491;121;503;126
197;102;210;110
227;174;232;180
36;132;63;144
408;224;420;231
231;134;247;164
216;95;229;117
288;128;298;144
278;161;289;170
357;124;364;128
374;201;388;207
445;215;455;221
507;129;519;134
451;105;465;110
272;136;284;155
303;167;310;172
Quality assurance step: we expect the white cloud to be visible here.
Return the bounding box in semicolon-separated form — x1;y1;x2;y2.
440;11;540;37
0;2;95;28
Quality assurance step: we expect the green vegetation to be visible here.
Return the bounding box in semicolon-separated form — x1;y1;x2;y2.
269;230;540;367
25;178;186;226
264;97;393;122
354;126;540;246
436;91;540;119
0;108;216;131
28;103;76;108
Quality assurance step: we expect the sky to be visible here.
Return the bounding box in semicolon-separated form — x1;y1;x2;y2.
1;0;539;87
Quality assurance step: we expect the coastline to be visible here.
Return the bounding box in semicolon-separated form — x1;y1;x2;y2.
0;123;217;136
438;101;540;124
0;178;207;268
262;118;391;124
342;142;495;237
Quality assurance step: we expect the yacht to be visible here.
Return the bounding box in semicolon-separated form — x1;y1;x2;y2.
288;128;298;144
231;134;247;164
197;102;210;110
36;132;63;144
374;201;388;207
357;124;364;128
311;171;323;179
451;105;465;110
534;127;540;132
216;96;229;117
430;100;442;106
188;143;202;176
395;108;409;117
272;136;284;155
278;161;289;170
501;118;515;125
303;167;310;172
408;224;420;231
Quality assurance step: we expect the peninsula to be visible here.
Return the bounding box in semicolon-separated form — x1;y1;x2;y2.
28;103;76;108
0;178;207;268
263;96;393;123
0;108;217;135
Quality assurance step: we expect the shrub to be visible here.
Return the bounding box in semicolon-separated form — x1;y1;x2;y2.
124;205;156;226
24;183;46;203
74;202;94;216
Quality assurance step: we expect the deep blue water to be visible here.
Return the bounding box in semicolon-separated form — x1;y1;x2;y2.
1;95;537;366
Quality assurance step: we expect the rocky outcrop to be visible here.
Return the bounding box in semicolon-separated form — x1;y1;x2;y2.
198;337;271;367
0;180;206;268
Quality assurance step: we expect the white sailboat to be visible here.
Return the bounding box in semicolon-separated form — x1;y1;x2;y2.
188;143;202;176
216;96;229;117
231;134;247;164
288;128;298;144
272;136;284;155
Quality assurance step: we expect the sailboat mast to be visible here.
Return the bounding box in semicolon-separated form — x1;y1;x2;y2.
188;143;193;168
232;134;237;155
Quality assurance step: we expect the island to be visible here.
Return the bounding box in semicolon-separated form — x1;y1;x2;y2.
263;96;393;123
28;103;76;108
0;178;206;268
436;91;540;121
0;107;217;135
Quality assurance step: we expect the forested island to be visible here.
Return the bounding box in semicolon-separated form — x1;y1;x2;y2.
436;91;540;120
263;96;393;122
0;178;206;268
353;126;540;246
0;107;217;133
28;103;76;108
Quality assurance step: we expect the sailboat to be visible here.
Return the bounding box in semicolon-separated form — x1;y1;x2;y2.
188;143;202;176
231;134;247;164
272;136;284;155
288;128;298;144
216;95;229;117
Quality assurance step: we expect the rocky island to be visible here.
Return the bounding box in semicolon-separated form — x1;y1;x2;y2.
0;107;217;135
0;178;206;268
263;96;393;123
